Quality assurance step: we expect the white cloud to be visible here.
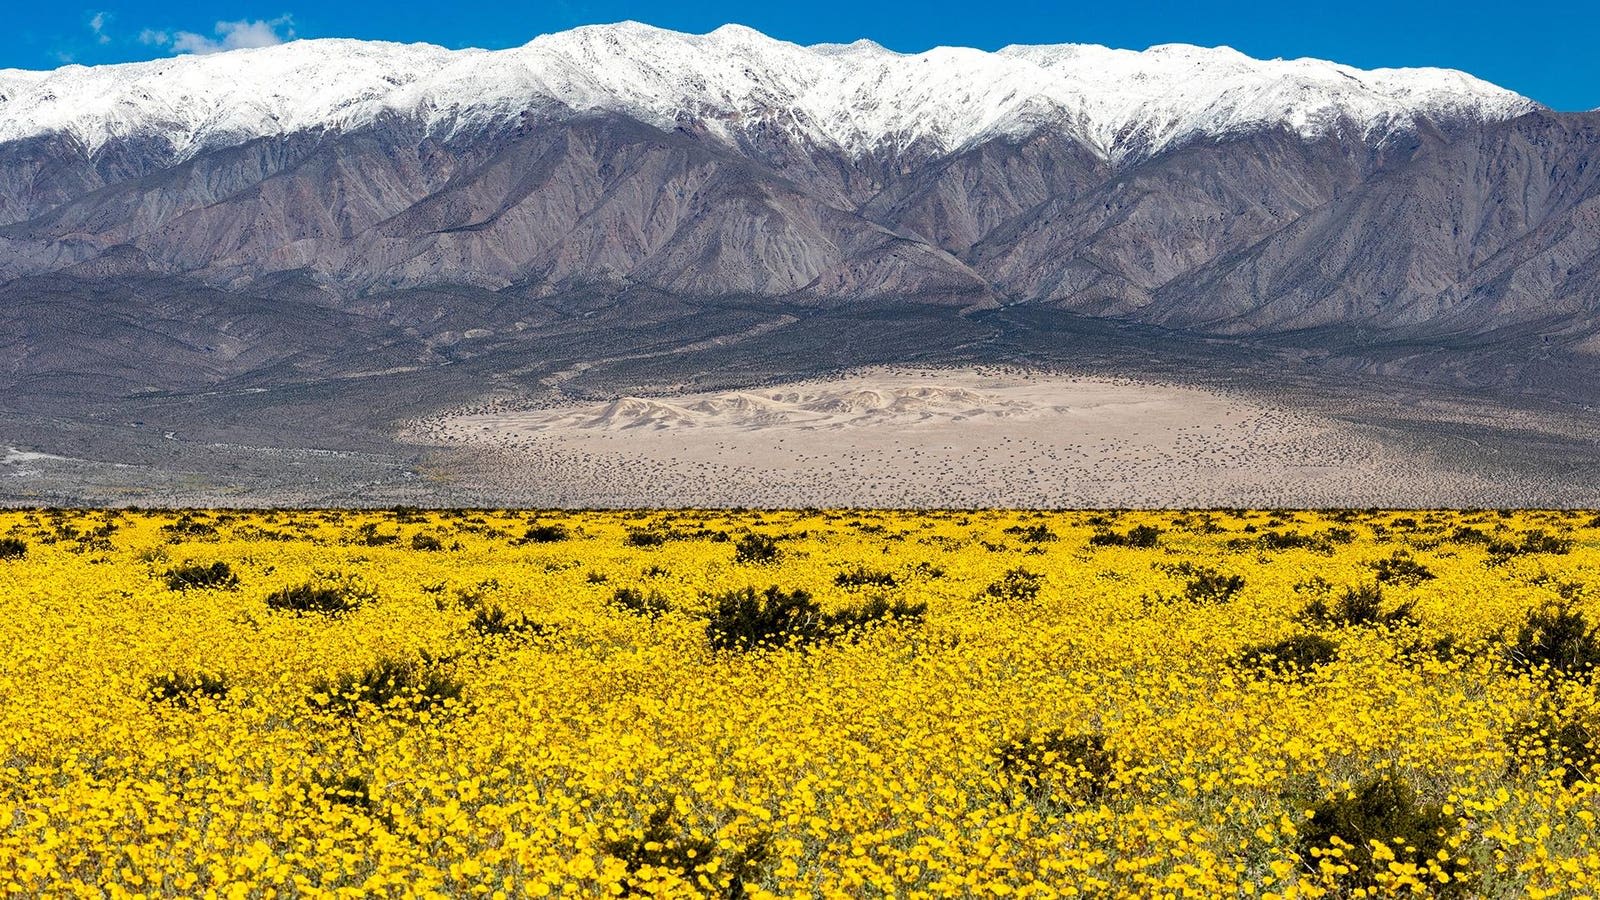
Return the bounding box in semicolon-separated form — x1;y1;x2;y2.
150;15;296;55
88;12;112;45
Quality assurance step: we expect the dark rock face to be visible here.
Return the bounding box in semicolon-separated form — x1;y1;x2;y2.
1148;113;1600;335
1;103;1599;378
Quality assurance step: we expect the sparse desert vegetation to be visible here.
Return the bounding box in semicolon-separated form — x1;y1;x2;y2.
2;507;1600;896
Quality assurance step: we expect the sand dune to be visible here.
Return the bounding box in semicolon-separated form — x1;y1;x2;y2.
401;367;1531;507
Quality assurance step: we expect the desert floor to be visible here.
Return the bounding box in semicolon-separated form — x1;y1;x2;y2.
402;367;1567;508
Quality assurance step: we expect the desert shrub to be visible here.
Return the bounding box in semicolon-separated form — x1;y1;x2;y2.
1449;526;1491;544
1370;551;1435;585
0;537;25;560
1530;573;1586;600
1238;634;1339;675
309;656;465;717
1410;633;1476;665
824;596;928;634
1302;583;1414;628
834;567;899;589
997;731;1121;803
1506;603;1600;676
356;523;397;546
522;523;569;543
1489;530;1573;558
1257;530;1320;551
1179;565;1245;605
161;515;217;539
163;561;238;591
308;772;375;813
410;533;444;551
1003;524;1057;544
706;587;921;651
980;568;1043;603
146;671;229;709
1293;576;1333;595
734;532;780;565
265;574;372;615
601;804;769;899
1297;776;1471;896
469;604;550;638
1323;527;1357;545
612;587;670;618
1507;713;1596;787
707;587;823;651
1088;525;1161;548
625;528;669;547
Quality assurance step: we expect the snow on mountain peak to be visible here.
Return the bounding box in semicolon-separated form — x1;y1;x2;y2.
0;22;1539;163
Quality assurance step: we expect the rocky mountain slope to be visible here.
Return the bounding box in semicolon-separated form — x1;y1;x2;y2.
0;22;1597;403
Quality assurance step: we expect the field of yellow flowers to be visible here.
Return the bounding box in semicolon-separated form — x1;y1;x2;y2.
3;507;1600;898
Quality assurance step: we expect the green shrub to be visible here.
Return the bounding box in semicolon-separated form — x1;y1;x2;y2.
997;731;1121;803
734;532;780;565
624;528;669;547
308;772;375;813
707;587;823;651
823;596;927;635
163;561;239;591
1297;777;1471;896
1237;634;1339;675
161;516;217;539
601;804;769;899
1088;525;1161;548
265;575;371;615
706;587;922;651
1489;530;1573;557
309;656;465;717
1179;565;1245;605
146;671;229;709
979;568;1043;603
612;587;670;618
523;523;570;543
0;537;25;560
1507;713;1596;787
1257;530;1321;551
1506;603;1600;675
356;523;397;546
411;533;444;551
469;604;550;638
1003;524;1057;544
1370;551;1435;586
833;568;899;589
1302;583;1414;628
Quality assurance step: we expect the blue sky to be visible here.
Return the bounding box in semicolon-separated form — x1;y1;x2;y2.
9;1;1597;111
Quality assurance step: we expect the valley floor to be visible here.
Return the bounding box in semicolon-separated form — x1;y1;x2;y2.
3;306;1599;508
407;367;1539;508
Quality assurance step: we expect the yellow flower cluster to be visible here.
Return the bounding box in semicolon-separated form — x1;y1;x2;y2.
1;508;1599;898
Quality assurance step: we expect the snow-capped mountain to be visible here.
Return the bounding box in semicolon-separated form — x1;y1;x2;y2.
1;20;1597;388
0;22;1537;164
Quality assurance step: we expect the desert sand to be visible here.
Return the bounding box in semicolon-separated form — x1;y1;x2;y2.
403;367;1528;507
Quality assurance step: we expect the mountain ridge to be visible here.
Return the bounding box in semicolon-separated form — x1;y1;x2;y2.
1;22;1597;412
0;22;1537;167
